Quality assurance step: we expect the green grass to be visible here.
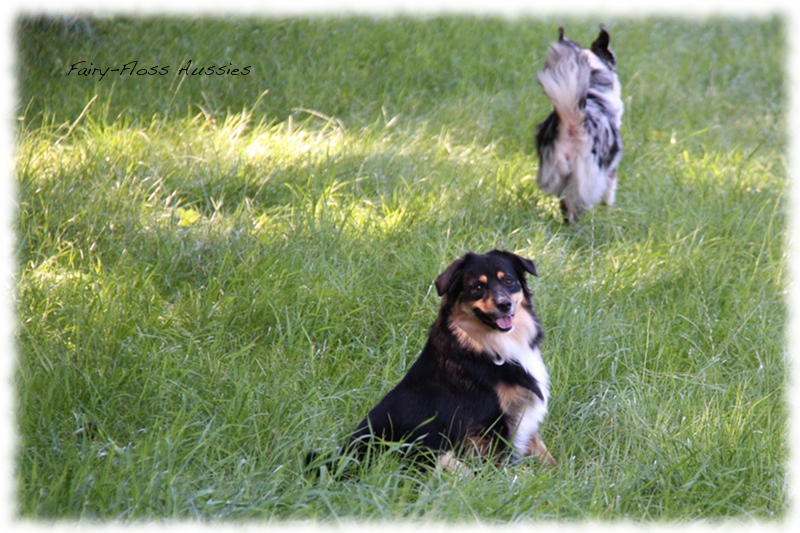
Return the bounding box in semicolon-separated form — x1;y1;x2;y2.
14;14;787;522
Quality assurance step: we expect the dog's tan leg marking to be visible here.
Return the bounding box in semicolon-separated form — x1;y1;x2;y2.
529;434;557;468
438;451;472;477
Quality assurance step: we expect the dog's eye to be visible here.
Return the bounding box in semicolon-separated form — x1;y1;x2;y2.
471;284;484;294
503;278;515;286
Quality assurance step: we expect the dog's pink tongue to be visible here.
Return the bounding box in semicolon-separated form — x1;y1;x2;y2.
495;316;514;330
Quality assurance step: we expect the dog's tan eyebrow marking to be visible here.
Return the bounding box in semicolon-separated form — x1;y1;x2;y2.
497;271;505;280
479;275;488;284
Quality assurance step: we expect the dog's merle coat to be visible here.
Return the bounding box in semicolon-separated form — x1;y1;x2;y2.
327;250;555;475
535;27;624;223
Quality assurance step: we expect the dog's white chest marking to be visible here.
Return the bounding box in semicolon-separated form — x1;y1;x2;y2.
495;343;550;456
486;312;550;457
508;345;550;455
449;305;550;457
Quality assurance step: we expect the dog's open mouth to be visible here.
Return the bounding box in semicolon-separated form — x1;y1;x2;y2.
494;315;514;331
474;308;515;332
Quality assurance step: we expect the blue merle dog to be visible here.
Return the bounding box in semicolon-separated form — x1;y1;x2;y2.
535;27;623;224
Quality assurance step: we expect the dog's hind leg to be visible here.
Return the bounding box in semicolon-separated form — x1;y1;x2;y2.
559;199;574;224
560;197;582;224
602;168;618;207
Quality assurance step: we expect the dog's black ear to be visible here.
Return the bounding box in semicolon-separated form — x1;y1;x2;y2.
492;250;538;278
435;254;471;297
558;27;566;41
513;254;539;278
591;27;616;67
517;255;538;278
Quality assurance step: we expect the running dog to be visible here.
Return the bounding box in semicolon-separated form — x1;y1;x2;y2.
535;27;624;223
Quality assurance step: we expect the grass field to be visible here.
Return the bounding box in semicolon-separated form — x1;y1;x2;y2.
14;15;788;521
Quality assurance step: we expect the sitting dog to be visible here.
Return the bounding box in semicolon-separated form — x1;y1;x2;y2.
325;250;555;476
535;27;624;223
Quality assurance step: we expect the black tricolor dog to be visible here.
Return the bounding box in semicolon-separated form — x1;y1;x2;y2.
535;27;624;224
314;250;555;476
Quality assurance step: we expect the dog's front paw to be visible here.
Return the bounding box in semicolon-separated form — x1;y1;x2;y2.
530;435;557;468
438;450;473;478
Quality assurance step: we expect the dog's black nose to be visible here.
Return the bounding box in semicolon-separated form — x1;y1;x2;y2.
496;299;512;313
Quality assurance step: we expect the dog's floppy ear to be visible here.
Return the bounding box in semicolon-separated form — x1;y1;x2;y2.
591;27;616;67
492;249;538;278
516;255;539;278
435;254;471;297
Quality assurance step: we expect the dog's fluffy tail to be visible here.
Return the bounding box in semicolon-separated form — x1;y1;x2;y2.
537;41;591;132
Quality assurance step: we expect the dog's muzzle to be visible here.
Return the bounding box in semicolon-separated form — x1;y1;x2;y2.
474;296;515;332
